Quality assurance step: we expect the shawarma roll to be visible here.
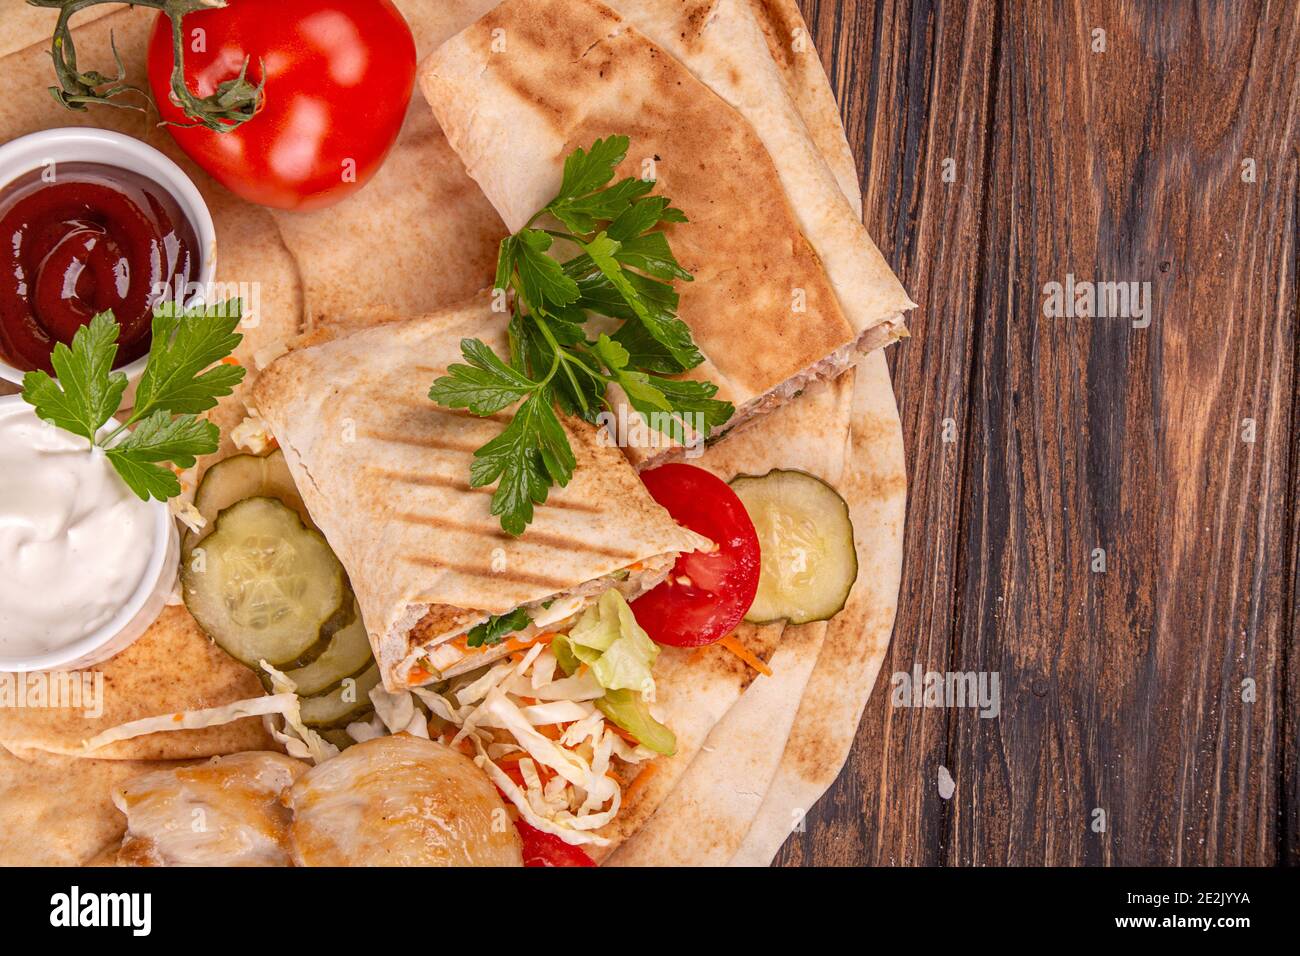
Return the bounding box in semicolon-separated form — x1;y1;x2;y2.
419;0;914;465
250;294;708;691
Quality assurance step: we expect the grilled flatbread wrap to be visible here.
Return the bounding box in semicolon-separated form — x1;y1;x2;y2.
250;296;708;691
420;0;913;465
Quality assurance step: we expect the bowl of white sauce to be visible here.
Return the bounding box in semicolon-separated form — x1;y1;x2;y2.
0;395;178;671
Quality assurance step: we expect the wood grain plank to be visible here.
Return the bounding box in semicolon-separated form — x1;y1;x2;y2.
949;0;1298;865
777;0;1001;866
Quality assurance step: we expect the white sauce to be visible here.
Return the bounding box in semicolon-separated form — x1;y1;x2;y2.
0;402;155;659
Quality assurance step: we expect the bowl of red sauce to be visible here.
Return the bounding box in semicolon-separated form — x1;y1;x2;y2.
0;128;216;385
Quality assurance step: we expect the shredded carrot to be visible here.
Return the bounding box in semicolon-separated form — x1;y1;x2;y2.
447;628;556;661
623;762;658;803
607;723;641;746
406;666;433;686
536;723;563;741
504;631;557;655
717;634;773;677
220;356;242;366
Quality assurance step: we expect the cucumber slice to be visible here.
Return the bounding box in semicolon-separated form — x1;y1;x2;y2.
320;719;373;752
300;664;382;729
320;729;355;751
730;469;858;625
182;497;348;668
185;450;311;554
279;606;373;697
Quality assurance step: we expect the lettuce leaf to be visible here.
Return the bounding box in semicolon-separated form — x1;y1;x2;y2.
560;589;659;696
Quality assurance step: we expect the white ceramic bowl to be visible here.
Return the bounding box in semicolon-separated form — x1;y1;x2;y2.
0;127;217;387
0;394;179;672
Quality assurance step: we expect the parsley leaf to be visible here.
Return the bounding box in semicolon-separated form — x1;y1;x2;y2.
105;411;218;501
549;177;654;235
429;338;537;415
469;392;576;535
21;302;244;502
108;409;218;470
465;608;533;648
595;334;731;444
583;233;702;369
514;230;580;308
550;135;629;206
101;452;183;502
429;137;732;535
132;300;245;418
21;311;128;442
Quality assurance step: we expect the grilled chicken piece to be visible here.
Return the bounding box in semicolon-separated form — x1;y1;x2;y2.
113;752;306;866
286;734;522;866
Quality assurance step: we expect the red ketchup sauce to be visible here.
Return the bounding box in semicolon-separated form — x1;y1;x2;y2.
0;163;198;373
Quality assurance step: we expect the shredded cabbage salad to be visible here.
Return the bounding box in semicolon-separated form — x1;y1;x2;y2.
84;589;672;847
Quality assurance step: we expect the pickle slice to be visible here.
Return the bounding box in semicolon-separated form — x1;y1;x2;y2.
320;727;368;751
182;497;348;668
185;450;311;555
730;469;858;625
280;606;373;697
300;664;382;729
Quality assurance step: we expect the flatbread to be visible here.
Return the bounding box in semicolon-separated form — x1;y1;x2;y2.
606;371;854;865
0;744;193;866
267;0;506;333
0;607;275;760
420;0;912;465
612;0;905;866
610;0;911;337
742;0;863;210
249;296;708;691
0;2;116;62
731;348;905;865
0;9;302;759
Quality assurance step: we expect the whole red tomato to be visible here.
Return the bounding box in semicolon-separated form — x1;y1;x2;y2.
632;463;762;647
147;0;416;210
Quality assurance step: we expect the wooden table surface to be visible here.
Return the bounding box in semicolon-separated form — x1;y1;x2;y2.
780;0;1299;866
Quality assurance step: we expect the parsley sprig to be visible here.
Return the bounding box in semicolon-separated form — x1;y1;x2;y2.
22;301;246;501
466;608;533;649
429;136;733;535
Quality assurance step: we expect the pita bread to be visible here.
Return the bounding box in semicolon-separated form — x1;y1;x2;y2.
266;0;507;332
420;0;912;465
250;296;708;691
0;10;303;759
0;2;116;63
610;0;905;865
0;607;275;761
606;371;854;865
609;0;911;335
741;0;863;210
731;349;905;865
0;744;194;866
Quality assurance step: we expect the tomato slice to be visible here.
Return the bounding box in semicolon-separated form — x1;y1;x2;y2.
631;463;761;647
515;820;596;867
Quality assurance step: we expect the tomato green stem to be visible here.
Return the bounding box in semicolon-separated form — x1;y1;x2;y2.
31;0;264;132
